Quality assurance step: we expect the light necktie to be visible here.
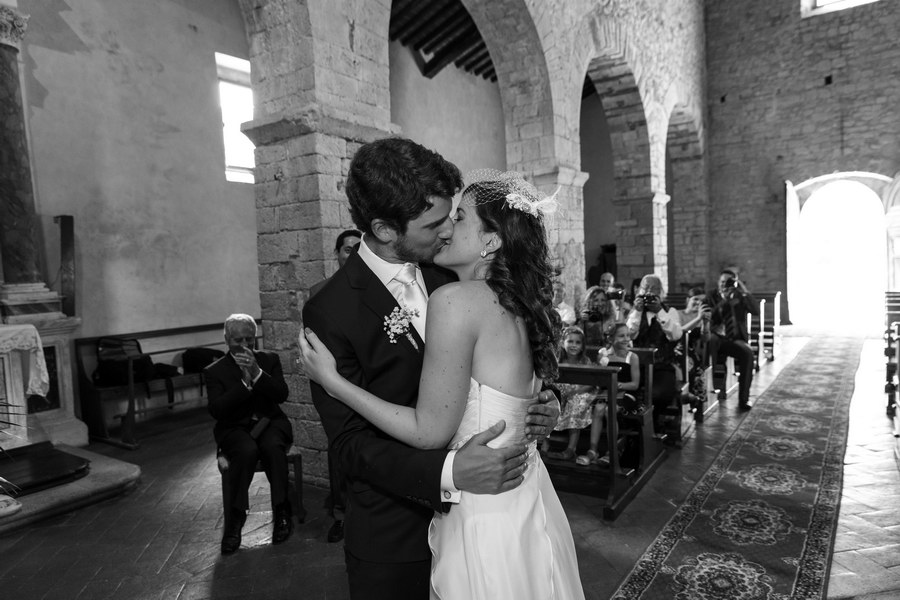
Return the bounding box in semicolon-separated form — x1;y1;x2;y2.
394;263;428;338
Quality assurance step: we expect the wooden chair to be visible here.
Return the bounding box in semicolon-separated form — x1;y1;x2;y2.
217;447;307;525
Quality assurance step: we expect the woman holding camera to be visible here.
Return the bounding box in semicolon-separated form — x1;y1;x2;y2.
578;286;617;355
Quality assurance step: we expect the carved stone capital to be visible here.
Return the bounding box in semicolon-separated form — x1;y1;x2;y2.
0;5;28;49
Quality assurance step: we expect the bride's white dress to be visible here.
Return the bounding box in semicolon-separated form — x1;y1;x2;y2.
428;378;585;600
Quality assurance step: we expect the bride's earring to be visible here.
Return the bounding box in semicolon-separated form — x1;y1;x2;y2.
480;249;488;258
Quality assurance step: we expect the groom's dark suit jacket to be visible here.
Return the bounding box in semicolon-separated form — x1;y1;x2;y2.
303;251;456;563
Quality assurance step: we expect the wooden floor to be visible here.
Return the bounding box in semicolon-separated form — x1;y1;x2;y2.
0;330;897;599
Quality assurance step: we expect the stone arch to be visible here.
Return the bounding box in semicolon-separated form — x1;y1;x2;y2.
459;0;556;173
664;81;708;290
793;171;892;212
574;14;654;284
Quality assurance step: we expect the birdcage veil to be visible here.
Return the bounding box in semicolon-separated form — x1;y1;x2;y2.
458;169;561;223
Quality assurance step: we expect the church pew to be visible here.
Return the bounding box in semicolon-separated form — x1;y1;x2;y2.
543;359;667;520
75;323;235;449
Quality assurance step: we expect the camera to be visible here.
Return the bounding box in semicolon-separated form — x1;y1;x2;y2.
587;310;603;322
724;278;738;289
637;294;659;306
607;288;624;300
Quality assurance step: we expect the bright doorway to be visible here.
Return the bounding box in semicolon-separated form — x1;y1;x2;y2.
789;179;886;335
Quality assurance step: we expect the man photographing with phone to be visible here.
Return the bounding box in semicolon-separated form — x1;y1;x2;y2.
707;269;759;411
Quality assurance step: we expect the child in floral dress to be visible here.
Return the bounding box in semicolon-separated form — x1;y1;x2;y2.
576;322;640;465
543;326;599;461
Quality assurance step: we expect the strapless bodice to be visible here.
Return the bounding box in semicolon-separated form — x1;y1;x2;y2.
448;378;539;450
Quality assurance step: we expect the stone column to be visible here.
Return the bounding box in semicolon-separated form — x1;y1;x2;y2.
533;165;590;309
0;6;39;284
0;6;63;323
241;103;396;486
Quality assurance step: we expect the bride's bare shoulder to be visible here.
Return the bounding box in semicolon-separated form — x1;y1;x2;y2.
429;281;496;311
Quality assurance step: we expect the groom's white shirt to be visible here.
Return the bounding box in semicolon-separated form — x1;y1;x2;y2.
357;237;461;504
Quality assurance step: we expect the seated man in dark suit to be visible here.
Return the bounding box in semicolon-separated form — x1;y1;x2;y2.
206;313;293;554
625;274;683;430
707;269;759;410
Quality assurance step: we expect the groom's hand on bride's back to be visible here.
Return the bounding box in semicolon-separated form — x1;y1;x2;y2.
452;421;527;494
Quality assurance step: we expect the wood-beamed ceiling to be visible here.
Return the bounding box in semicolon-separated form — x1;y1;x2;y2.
390;0;497;82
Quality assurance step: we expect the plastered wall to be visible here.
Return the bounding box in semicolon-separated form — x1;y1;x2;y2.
21;0;258;337
390;41;506;175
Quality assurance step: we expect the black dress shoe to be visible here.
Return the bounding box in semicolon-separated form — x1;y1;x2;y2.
272;506;293;544
738;402;752;411
327;519;344;543
221;509;246;555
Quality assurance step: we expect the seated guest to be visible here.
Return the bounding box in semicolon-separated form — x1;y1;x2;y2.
625;274;683;428
553;276;577;325
309;229;362;298
308;228;360;543
577;322;641;466
207;314;293;554
707;269;759;411
598;271;615;293
678;287;712;405
579;286;617;352
544;326;599;461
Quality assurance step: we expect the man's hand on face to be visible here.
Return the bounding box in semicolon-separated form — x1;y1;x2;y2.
233;347;261;385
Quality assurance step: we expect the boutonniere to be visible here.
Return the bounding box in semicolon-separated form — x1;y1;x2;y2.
384;306;419;349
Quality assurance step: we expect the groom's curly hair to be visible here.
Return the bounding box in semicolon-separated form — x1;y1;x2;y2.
468;182;561;381
345;137;462;236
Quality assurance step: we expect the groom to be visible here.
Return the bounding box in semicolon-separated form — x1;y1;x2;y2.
303;137;560;600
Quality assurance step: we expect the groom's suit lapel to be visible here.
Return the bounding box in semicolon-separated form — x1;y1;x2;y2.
343;253;424;355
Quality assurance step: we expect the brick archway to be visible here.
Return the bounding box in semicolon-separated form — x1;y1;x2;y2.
459;0;555;173
582;22;654;285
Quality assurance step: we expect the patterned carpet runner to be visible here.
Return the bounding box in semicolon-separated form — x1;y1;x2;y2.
612;336;862;600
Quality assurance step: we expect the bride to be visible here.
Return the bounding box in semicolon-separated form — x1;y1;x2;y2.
299;170;585;600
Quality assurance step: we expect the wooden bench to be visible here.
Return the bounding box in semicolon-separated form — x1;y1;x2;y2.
543;359;667;520
75;323;231;449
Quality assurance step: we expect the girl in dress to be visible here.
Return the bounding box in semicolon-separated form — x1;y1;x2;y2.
576;322;640;465
543;326;598;461
299;169;585;600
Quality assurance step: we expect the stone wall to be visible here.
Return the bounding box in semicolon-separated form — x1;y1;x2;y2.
238;0;708;486
705;0;900;293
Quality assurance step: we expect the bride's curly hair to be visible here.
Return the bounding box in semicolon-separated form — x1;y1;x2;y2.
467;181;562;380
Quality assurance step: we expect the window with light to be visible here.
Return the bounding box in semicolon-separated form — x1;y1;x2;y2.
801;0;883;18
215;52;255;184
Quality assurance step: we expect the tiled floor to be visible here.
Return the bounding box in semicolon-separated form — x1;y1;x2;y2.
0;331;898;599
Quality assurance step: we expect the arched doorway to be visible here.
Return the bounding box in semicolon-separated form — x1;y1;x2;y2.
789;179;887;334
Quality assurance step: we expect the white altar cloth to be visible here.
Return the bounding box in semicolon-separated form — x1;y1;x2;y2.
0;324;50;397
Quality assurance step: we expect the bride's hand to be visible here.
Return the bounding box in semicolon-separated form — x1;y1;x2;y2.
298;328;338;386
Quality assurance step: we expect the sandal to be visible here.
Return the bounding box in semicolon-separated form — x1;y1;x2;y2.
548;448;576;461
575;449;600;466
